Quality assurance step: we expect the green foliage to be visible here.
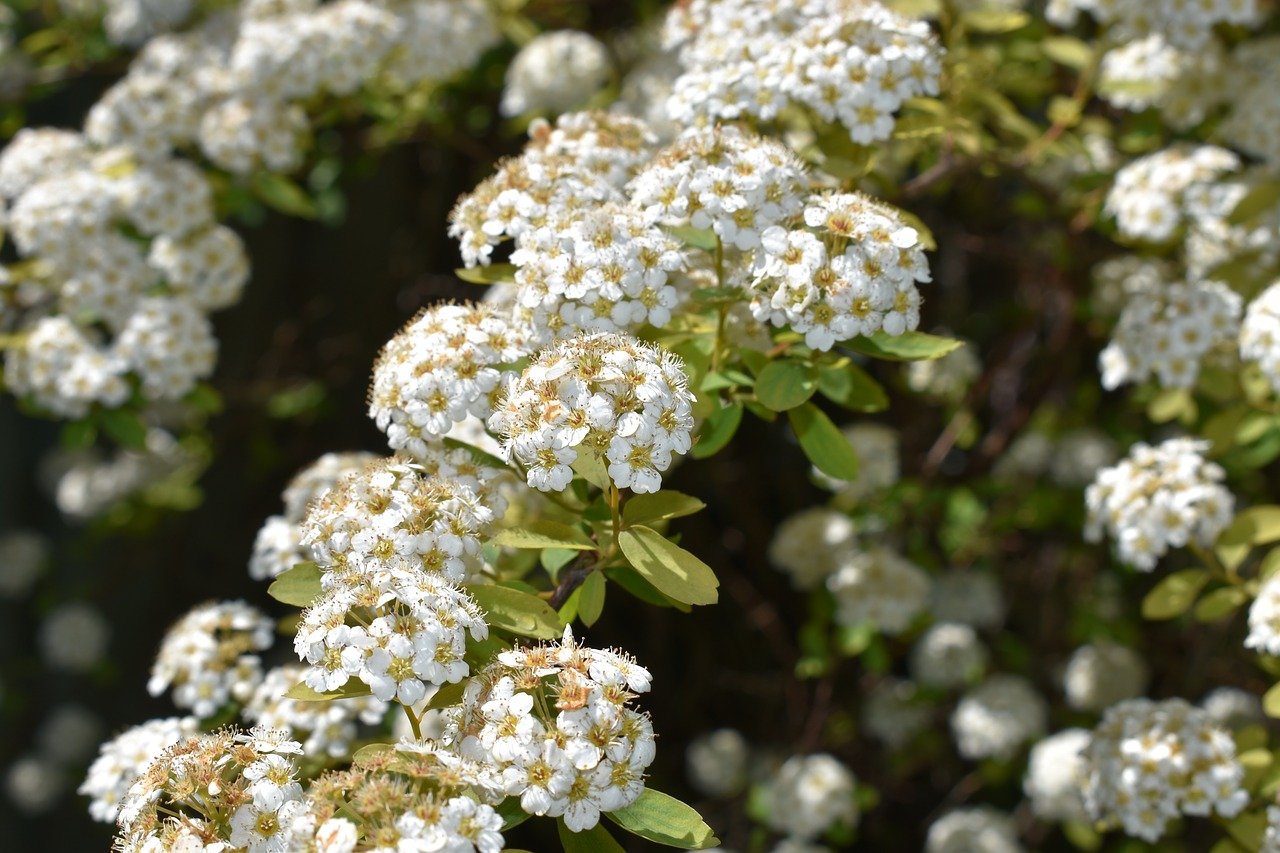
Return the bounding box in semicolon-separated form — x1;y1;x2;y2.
604;789;721;849
622;491;706;527
618;526;719;606
268;562;323;608
492;520;595;550
1141;570;1210;620
754;359;819;411
465;583;561;639
788;403;860;480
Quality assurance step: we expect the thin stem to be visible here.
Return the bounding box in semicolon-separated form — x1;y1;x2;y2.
1189;541;1238;584
711;235;728;373
608;482;623;544
401;703;423;740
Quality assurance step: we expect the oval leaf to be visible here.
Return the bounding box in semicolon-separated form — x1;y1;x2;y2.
268;561;323;607
623;491;706;526
492;520;595;551
605;788;721;849
691;402;743;459
1140;569;1209;620
578;571;606;627
455;263;517;285
466;583;561;639
618;526;719;607
847;331;963;362
754;360;817;411
788;403;859;481
558;819;626;853
817;360;888;412
284;679;372;701
1194;586;1248;622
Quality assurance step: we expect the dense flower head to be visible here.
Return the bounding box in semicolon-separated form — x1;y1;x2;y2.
369;302;534;456
79;716;199;823
509;202;688;341
768;507;858;589
1220;39;1280;167
147;600;274;719
1024;728;1090;822
951;675;1046;762
749;191;930;350
244;664;388;759
1097;36;1226;128
663;0;942;145
910;622;988;688
100;0;194;47
112;726;306;852
449;112;658;267
925;806;1024;853
1062;642;1149;711
1045;0;1259;51
1105;145;1240;244
488;333;695;494
628;124;808;252
825;545;930;633
1085;437;1234;570
1246;573;1280;656
1201;687;1263;729
441;628;657;831
760;753;858;841
1082;698;1248;842
1099;276;1241;391
501;30;613;117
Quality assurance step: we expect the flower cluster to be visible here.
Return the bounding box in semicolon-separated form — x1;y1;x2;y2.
442;628;657;831
685;728;750;797
449;112;658;267
1098;276;1241;390
488;333;695;494
295;458;492;701
369;303;534;456
112;726;306;852
1085;437;1234;570
501;30;613;117
79;717;199;823
244;664;388;759
1220;39;1280;166
0;136;235;417
1241;281;1280;394
1062;642;1149;712
663;0;942;145
629;124;808;251
910;622;988;688
1104;145;1240;243
749;191;930;350
1246;574;1280;656
950;674;1046;762
509;202;687;340
759;753;859;842
826;545;931;633
814;422;900;504
100;0;194;47
249;451;378;581
1047;0;1260;51
1082;698;1248;842
768;507;858;589
1023;728;1090;822
147;600;274;718
925;806;1024;853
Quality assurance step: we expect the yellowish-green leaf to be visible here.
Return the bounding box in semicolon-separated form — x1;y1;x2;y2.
492;519;595;551
352;743;393;767
1261;547;1280;583
816;359;888;412
570;452;611;491
1265;682;1280;718
1228;180;1280;226
961;9;1030;31
1147;388;1194;424
268;561;323;607
558;820;626;853
691;402;742;459
847;331;963;362
1140;569;1209;620
604;788;721;849
665;226;718;252
618;526;719;607
788;403;859;481
1041;36;1093;69
755;360;818;411
1193;586;1248;622
285;679;373;701
1224;811;1268;850
623;491;706;527
578;571;606;627
455;263;517;285
466;583;561;639
253;173;317;218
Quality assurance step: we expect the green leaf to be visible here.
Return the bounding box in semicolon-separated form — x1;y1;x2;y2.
268;561;323;607
495;797;533;831
816;359;888;412
1193;586;1248;622
623;491;706;526
1040;36;1093;70
1228;180;1280;226
455;263;518;285
1140;569;1209;620
185;384;224;415
1264;682;1280;718
442;437;509;470
754;360;818;411
691;402;743;459
1220;506;1280;548
846;331;963;362
61;419;97;450
424;679;468;711
1147;388;1194;424
1260;548;1280;583
100;408;149;450
605;788;720;849
961;9;1030;31
578;571;606;627
788;403;859;480
618;526;719;606
558;819;626;853
493;520;596;551
284;679;373;701
606;566;691;612
1223;811;1268;850
664;226;718;252
466;583;561;639
351;742;393;767
252;173;318;219
570;452;611;491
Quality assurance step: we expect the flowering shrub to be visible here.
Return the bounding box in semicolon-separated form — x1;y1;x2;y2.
7;0;1280;849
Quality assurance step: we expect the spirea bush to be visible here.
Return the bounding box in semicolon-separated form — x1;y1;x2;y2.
7;0;1280;849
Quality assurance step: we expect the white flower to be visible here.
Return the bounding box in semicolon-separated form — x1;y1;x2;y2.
926;807;1023;853
761;754;858;841
910;623;987;689
502;30;612;117
1023;729;1090;822
686;729;749;798
951;675;1046;762
825;546;930;634
1062;643;1149;712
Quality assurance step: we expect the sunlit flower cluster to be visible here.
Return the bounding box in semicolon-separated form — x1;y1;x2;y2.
501;30;612;117
1023;728;1090;822
1104;145;1240;243
244;664;388;759
1046;0;1259;51
1082;698;1248;842
951;674;1046;761
825;545;931;633
768;507;858;589
79;716;199;823
1085;437;1234;570
925;806;1024;853
760;753;858;842
1062;642;1149;712
147;600;274;718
